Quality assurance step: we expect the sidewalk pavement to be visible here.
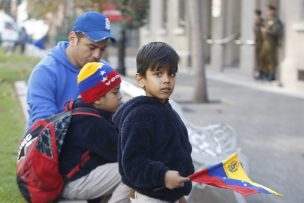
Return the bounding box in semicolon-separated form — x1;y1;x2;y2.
170;69;304;203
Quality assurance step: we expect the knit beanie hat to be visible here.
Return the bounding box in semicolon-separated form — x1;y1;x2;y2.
78;62;121;103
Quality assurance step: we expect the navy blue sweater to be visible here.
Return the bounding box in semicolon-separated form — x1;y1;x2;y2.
113;96;194;202
59;99;118;181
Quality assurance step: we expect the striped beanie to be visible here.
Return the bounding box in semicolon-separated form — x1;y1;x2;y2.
78;62;121;103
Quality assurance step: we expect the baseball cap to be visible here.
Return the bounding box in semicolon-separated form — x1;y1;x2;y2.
72;11;115;43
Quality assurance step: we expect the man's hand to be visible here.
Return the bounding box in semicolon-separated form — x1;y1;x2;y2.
164;170;190;190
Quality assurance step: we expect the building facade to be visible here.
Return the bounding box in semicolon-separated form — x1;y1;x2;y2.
140;0;304;89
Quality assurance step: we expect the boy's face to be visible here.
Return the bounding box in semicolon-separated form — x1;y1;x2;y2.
137;66;176;103
93;85;122;112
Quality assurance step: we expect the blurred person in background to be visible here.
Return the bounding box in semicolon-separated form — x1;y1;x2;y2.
253;9;264;80
260;5;283;81
13;27;29;54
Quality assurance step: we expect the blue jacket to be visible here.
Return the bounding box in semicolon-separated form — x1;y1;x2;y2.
26;41;109;129
113;96;194;202
59;99;118;181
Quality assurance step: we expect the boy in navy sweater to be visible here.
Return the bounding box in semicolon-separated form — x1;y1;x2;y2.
113;42;194;202
59;62;129;202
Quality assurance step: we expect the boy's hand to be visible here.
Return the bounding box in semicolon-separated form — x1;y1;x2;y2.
164;170;190;190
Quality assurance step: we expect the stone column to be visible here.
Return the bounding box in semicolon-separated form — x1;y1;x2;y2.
210;0;240;71
140;0;162;45
210;0;225;71
300;0;304;20
150;0;164;34
201;0;212;64
239;0;256;75
168;0;189;69
223;0;241;67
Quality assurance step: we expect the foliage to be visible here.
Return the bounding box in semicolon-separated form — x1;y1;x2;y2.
27;0;61;18
0;50;37;202
112;0;149;29
26;0;107;18
26;0;149;31
0;0;11;15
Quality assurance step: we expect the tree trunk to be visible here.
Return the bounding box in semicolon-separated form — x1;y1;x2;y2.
117;28;126;76
189;0;208;103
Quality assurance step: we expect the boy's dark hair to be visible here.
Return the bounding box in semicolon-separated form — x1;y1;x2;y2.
136;42;179;77
255;9;262;16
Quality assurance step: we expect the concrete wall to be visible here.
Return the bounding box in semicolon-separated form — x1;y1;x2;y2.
280;0;304;89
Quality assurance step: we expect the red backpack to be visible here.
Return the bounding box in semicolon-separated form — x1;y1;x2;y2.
16;101;101;203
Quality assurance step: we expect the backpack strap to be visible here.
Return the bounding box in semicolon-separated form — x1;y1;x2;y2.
65;150;91;180
64;99;102;118
64;99;75;112
71;107;102;118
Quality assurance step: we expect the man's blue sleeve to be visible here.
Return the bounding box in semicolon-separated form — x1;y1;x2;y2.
26;66;58;128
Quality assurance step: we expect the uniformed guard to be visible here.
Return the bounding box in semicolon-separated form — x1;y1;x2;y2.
260;5;283;81
254;9;265;80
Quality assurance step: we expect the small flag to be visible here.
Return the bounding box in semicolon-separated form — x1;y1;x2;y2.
189;153;283;197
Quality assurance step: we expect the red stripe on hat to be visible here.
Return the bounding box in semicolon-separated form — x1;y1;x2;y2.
81;73;121;103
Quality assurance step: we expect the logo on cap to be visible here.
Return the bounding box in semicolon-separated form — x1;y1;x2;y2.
105;18;111;30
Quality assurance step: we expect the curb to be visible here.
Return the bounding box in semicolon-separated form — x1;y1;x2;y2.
14;81;28;121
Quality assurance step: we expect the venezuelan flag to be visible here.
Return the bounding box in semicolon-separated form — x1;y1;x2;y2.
189;153;282;197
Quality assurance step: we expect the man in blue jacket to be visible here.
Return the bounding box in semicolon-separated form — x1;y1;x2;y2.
26;11;115;129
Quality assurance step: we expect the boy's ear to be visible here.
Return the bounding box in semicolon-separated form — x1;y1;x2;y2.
93;99;102;106
136;73;145;88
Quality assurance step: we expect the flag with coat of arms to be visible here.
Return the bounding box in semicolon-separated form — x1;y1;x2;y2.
188;152;283;197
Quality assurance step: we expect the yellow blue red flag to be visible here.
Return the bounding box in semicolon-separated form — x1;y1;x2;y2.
189;153;283;197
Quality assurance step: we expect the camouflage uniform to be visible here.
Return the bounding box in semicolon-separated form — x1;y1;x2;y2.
254;17;264;78
260;16;282;80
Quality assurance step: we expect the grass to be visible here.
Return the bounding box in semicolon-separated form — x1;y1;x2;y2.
0;49;40;202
